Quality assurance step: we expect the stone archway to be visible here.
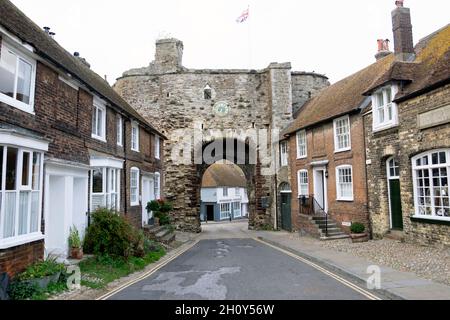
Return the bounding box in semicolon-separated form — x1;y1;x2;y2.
193;137;270;231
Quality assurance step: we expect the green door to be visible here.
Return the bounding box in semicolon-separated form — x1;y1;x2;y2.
389;179;404;230
281;193;292;231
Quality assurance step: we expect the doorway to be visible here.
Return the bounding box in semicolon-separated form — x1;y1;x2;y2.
279;183;292;231
313;167;328;213
206;205;215;221
142;175;155;226
387;158;404;230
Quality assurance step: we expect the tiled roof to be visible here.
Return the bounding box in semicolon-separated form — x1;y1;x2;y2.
0;0;164;137
283;54;395;135
202;163;247;188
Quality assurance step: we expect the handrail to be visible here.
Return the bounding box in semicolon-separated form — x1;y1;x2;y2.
298;195;329;237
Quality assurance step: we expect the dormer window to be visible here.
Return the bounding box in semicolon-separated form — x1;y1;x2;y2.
204;85;212;100
372;85;399;132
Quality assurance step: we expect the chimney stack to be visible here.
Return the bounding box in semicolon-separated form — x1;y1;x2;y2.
73;52;91;69
392;0;415;61
375;39;391;61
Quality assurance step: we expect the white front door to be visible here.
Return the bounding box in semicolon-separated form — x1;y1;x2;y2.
142;176;155;226
313;167;328;213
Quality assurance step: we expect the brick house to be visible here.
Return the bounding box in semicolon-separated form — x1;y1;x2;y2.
363;2;450;246
0;0;165;277
281;45;399;238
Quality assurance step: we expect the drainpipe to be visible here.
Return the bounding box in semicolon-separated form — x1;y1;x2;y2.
123;117;128;216
362;115;373;239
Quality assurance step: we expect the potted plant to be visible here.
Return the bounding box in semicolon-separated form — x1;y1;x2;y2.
68;226;83;260
350;222;369;243
147;199;173;227
17;258;65;290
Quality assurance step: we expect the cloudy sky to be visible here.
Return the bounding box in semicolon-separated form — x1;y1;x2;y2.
10;0;450;84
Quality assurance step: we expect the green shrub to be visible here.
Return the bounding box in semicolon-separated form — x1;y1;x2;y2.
350;222;366;234
83;208;144;258
68;226;82;249
157;213;171;226
146;199;173;214
17;258;65;281
8;281;41;300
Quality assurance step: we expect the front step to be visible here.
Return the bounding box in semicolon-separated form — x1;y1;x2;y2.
384;230;405;241
144;225;176;245
312;216;348;240
320;234;350;241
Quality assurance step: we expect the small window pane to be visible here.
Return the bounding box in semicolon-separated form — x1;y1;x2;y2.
432;153;439;165
16;59;32;104
0;146;3;190
97;108;103;137
439;152;446;164
32;153;41;190
22;152;30;186
92;169;103;193
385;88;392;103
376;92;384;107
18;191;29;235
92;108;97;135
0;48;16;99
6;147;18;190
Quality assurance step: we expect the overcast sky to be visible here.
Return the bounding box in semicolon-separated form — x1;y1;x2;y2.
10;0;450;84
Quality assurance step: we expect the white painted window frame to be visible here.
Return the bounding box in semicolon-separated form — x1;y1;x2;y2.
297;170;309;196
131;122;140;152
412;149;450;222
0;40;37;115
333;115;351;153
280;141;288;166
0;144;45;249
154;172;161;200
296;130;307;159
220;202;231;220
117;115;123;147
372;85;399;132
336;165;354;202
91;97;107;142
130;167;140;206
155;135;160;159
223;187;229;197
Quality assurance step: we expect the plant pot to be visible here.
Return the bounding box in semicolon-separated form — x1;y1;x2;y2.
23;272;61;289
154;217;160;227
70;247;84;260
350;233;369;243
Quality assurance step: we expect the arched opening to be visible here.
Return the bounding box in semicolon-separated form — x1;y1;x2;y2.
192;137;270;231
200;161;249;223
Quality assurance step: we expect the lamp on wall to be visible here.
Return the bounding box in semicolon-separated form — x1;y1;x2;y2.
325;171;329;179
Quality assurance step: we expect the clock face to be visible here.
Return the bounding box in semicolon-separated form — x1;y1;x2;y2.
213;101;230;117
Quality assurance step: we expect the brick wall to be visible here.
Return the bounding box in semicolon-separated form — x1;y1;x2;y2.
290;113;370;234
364;83;450;247
0;240;44;278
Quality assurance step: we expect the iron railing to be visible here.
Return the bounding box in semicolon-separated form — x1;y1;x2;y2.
298;195;329;237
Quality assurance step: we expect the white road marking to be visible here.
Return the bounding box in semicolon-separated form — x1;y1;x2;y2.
254;238;382;301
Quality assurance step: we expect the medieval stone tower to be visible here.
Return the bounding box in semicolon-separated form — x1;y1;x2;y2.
114;39;329;232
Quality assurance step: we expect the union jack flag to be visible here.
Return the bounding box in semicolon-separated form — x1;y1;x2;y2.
236;7;249;23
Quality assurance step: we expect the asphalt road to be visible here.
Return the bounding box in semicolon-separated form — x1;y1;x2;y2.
109;236;373;300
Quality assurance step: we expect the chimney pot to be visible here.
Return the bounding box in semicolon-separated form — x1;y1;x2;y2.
43;26;50;34
395;0;404;8
375;39;392;61
73;52;80;57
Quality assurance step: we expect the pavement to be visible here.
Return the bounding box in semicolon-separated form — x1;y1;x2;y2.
104;220;450;300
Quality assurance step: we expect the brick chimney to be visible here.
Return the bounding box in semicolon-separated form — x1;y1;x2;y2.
375;39;392;61
391;0;415;61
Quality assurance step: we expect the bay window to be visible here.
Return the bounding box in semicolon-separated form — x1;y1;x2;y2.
0;41;36;114
0;145;44;247
130;167;140;206
336;165;354;201
372;85;399;131
90;168;121;211
413;150;450;220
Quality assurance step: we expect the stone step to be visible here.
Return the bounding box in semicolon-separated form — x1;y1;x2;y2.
161;232;176;245
145;225;165;235
320;234;350;241
314;222;338;229
384;230;405;241
318;227;342;234
156;228;171;239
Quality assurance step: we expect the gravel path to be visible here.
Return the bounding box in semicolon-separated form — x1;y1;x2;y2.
313;237;450;286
